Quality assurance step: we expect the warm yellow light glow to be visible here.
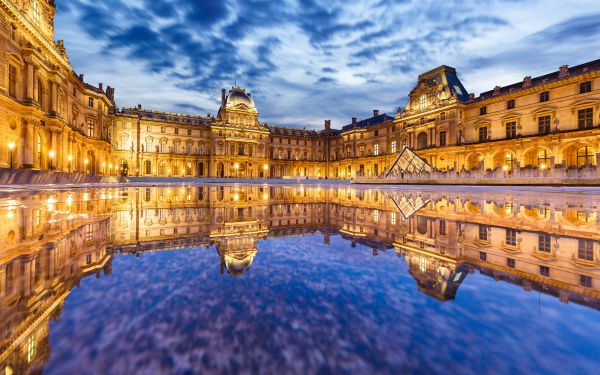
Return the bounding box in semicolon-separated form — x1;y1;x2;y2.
102;163;106;167
234;163;240;169
49;150;55;158
233;193;239;201
263;164;268;170
84;159;89;165
263;192;269;200
68;155;72;161
540;164;547;170
8;142;15;150
502;165;509;171
6;210;14;219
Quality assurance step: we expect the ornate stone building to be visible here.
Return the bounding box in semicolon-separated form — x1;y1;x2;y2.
0;0;599;181
0;0;116;176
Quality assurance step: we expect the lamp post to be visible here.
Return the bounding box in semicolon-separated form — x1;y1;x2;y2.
7;142;15;169
263;163;268;179
234;162;239;178
67;155;72;173
84;159;89;174
48;150;55;171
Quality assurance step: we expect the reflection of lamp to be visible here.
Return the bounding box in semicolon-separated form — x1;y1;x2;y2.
49;150;55;171
7;141;15;168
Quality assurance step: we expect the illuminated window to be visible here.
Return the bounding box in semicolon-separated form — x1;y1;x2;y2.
506;229;517;246
537;150;550;167
478;225;488;241
479;126;488;142
173;161;179;175
85;224;93;241
159;160;165;175
373;209;379;222
419;256;427;272
391;141;396;153
391;212;397;225
577;146;595;167
36;134;42;164
27;335;36;362
32;0;40;24
374;144;380;156
419;94;427;110
87;119;95;137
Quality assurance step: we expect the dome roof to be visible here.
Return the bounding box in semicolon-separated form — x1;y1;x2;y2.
226;87;255;109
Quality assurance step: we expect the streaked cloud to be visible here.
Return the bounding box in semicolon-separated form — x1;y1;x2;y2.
55;0;600;129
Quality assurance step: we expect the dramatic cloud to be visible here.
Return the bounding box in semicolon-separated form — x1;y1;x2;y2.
55;0;600;129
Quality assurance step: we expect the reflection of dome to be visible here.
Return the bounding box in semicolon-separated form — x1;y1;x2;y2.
226;87;255;109
223;252;256;276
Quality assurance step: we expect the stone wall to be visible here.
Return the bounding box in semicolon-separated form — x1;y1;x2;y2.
0;169;120;185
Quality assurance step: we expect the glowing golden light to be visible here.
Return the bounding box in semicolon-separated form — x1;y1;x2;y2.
7;142;15;150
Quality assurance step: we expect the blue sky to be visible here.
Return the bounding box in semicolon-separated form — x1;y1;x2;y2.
55;0;600;129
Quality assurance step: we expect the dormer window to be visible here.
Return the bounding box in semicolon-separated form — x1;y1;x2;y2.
419;94;427;110
88;97;94;107
507;99;515;110
480;106;487;116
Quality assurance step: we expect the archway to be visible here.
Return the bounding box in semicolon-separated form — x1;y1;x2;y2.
144;160;152;175
524;147;551;168
197;162;205;177
466;152;484;170
87;151;96;174
217;162;224;178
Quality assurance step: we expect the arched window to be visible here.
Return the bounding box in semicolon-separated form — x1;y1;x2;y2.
577;147;595;167
159;160;166;176
537;150;550;167
37;79;44;108
198;162;204;176
417;132;428;150
36;134;42;165
173;161;180;176
419;94;427;110
186;162;192;175
144;160;151;175
505;153;515;170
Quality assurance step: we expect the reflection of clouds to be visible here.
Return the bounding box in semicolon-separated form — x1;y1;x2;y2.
45;235;600;374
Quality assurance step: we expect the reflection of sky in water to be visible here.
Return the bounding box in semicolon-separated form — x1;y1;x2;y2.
45;234;600;375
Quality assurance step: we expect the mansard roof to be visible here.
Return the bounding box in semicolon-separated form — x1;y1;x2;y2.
267;125;322;138
472;58;600;102
119;107;213;126
412;65;470;102
341;113;393;132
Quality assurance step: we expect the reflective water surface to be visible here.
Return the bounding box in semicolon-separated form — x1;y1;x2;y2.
1;185;599;374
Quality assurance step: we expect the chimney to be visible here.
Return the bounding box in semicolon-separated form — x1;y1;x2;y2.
469;93;475;100
137;104;142;110
352;117;357;126
99;83;103;91
79;74;84;81
324;119;331;131
221;88;226;107
373;110;379;117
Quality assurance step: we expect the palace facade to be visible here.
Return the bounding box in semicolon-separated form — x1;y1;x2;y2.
0;0;599;180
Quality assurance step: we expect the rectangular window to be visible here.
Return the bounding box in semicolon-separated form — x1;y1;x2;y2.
540;91;549;102
507;258;515;268
540;266;550;277
85;224;93;241
479;127;489;142
373;209;379;222
479;251;487;261
580;81;592;94
577;108;593;129
8;65;17;97
391;141;397;153
88;97;94;107
578;239;594;261
161;127;166;133
478;225;488;241
87;120;95;137
479;106;487;116
439;220;446;235
391;212;397;225
539;234;551;253
374;144;380;156
507;99;515;110
538;115;551;134
187;129;192;136
506;228;517;246
580;275;592;288
174;128;179;135
439;131;446;146
505;122;517;139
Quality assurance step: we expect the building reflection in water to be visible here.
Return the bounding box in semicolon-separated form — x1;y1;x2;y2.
1;185;599;372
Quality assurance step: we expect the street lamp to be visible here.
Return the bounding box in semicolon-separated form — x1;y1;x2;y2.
49;150;55;171
67;155;72;173
84;159;89;174
234;162;239;178
102;162;106;174
263;163;268;178
7;142;15;169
